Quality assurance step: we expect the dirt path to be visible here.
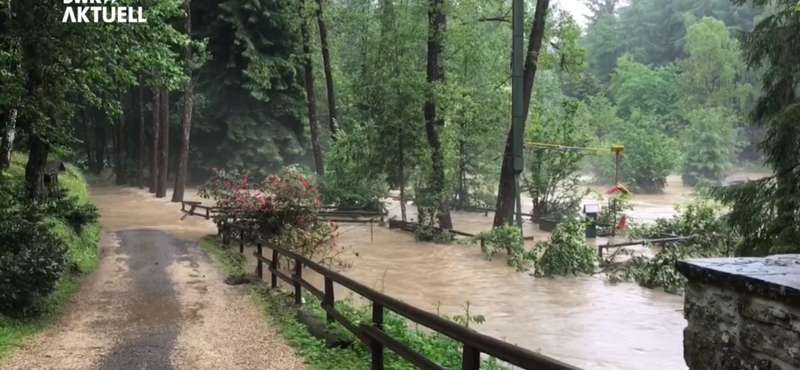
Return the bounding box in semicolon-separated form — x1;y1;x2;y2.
0;223;307;370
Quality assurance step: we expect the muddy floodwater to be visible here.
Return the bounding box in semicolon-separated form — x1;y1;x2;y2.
88;172;767;370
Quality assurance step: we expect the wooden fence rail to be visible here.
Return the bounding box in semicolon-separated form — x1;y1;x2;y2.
387;219;535;241
216;222;581;370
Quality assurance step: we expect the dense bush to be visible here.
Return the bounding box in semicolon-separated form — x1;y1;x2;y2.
0;156;100;320
533;219;598;276
0;204;68;318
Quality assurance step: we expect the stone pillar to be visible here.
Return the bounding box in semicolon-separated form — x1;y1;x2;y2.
676;255;800;370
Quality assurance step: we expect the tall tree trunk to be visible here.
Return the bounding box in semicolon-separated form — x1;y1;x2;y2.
25;134;49;201
172;0;193;203
423;0;452;229
156;87;169;198
81;109;93;167
0;108;18;170
115;91;128;185
149;81;160;193
93;111;106;175
492;0;550;227
398;133;406;222
300;0;324;177
315;0;338;142
17;0;49;201
136;79;146;189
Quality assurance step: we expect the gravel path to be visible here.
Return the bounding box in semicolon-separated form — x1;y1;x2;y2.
0;229;308;370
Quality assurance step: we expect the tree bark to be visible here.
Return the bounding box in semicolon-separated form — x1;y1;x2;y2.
93;110;106;175
16;0;49;201
0;108;17;170
492;0;550;227
81;109;93;167
423;0;452;229
315;0;338;142
149;81;160;193
156;87;169;198
172;0;193;203
136;79;146;189
25;134;49;201
300;0;324;177
115;91;128;185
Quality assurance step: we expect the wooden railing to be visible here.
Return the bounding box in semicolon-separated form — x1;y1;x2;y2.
597;234;691;258
214;221;580;370
387;219;535;241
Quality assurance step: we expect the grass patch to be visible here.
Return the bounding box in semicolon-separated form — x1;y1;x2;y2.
198;236;247;276
198;237;511;370
0;154;101;358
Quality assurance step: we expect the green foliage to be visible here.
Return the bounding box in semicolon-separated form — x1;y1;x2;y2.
609;56;681;126
592;111;681;193
610;201;737;293
680;108;738;187
523;100;591;218
267;293;508;370
0;155;99;355
472;224;533;271
533;220;597;276
0;203;67;318
320;126;387;211
471;221;597;276
413;226;454;244
711;0;800;256
45;188;100;234
190;0;307;175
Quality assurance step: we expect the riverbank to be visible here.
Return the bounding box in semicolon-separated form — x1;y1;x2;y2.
0;154;101;357
197;236;514;370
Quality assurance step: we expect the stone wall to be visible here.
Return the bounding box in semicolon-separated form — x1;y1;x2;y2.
677;255;800;370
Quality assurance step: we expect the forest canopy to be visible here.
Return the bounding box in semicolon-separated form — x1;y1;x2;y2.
1;0;798;259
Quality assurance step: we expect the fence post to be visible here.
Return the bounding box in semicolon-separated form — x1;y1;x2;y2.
323;277;334;323
370;218;374;242
239;228;245;254
256;243;263;278
294;260;303;305
270;249;278;289
371;303;384;370
461;345;480;370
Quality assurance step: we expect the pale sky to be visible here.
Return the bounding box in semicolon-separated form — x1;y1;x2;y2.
556;0;590;26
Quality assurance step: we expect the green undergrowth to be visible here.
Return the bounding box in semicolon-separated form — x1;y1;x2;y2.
198;237;512;370
0;153;101;358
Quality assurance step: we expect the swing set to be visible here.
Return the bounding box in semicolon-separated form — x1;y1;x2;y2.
523;142;628;234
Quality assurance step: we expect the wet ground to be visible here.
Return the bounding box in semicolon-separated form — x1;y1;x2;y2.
1;171;768;370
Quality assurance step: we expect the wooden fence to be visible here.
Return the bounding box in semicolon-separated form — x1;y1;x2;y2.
213;222;583;370
387;219;535;241
180;201;386;224
597;235;691;258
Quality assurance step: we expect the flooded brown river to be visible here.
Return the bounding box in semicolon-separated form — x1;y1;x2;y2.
88;172;766;370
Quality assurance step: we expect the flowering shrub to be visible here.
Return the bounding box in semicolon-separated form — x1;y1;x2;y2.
198;167;350;270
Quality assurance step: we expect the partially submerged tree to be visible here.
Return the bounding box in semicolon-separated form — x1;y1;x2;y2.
493;0;551;227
